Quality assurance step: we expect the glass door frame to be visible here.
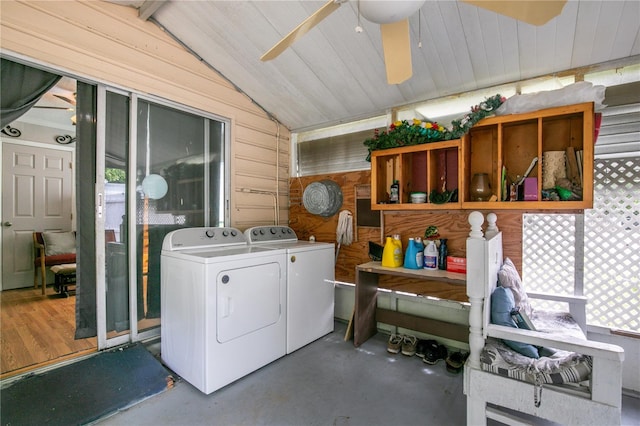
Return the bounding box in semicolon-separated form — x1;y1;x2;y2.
97;88;163;349
96;87;231;350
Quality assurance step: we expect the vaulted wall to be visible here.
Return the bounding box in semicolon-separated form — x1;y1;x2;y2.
0;0;289;228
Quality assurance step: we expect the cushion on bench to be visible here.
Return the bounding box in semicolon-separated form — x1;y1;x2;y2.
481;310;592;385
51;264;77;275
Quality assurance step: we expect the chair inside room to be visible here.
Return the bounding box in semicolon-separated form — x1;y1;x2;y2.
33;231;77;295
463;211;624;426
33;230;116;295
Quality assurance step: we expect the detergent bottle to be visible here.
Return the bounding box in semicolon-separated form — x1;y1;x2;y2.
404;238;418;269
404;238;425;269
423;240;438;270
392;234;403;267
381;236;396;267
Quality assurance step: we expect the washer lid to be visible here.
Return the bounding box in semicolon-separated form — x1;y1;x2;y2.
303;180;343;217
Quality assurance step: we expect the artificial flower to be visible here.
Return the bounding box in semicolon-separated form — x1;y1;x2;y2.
363;94;506;161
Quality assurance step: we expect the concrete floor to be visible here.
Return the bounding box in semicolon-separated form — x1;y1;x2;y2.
96;321;639;426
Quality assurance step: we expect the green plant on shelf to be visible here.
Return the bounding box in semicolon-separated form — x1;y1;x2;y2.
364;94;506;161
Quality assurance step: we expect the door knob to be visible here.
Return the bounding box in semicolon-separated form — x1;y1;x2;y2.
3;221;12;227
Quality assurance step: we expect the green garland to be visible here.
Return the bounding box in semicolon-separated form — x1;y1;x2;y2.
364;94;506;161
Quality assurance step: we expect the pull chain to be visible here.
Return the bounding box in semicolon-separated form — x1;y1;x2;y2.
418;11;422;48
355;0;363;33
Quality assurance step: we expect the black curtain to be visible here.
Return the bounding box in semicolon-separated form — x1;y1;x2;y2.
0;58;61;127
75;82;98;339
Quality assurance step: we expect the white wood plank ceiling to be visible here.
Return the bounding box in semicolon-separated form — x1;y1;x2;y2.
107;1;640;132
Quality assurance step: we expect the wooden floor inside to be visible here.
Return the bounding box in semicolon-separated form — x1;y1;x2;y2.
0;286;97;378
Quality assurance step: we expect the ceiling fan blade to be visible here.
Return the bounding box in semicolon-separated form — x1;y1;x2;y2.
462;0;567;26
380;20;412;85
53;93;76;106
261;0;342;61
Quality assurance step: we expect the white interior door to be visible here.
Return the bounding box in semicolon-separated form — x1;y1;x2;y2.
1;142;73;290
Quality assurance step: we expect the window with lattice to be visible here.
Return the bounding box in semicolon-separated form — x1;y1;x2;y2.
585;158;639;332
523;157;639;333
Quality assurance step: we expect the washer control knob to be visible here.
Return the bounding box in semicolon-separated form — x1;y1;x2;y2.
222;230;229;237
252;229;259;236
205;229;215;238
270;228;277;235
230;230;237;237
259;229;265;235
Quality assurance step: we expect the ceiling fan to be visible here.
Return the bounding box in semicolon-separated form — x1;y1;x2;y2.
34;89;76;110
261;0;567;85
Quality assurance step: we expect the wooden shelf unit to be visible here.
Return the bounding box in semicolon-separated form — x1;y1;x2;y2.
370;139;462;210
461;102;594;210
369;102;595;211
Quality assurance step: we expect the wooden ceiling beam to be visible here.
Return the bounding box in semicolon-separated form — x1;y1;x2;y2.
138;0;167;21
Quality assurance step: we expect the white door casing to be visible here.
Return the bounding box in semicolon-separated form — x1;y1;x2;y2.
2;142;73;290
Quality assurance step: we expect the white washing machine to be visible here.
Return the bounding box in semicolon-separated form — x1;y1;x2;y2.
161;227;287;394
244;226;335;354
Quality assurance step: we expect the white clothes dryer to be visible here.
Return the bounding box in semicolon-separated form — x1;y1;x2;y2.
161;227;286;394
244;226;335;354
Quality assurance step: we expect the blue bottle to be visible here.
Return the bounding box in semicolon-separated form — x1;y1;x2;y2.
438;238;448;270
404;238;424;269
404;238;418;269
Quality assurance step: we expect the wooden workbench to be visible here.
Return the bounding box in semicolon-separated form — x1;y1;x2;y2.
353;261;469;346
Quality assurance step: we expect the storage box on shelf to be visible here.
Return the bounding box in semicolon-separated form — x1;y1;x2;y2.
370;139;462;210
461;102;594;210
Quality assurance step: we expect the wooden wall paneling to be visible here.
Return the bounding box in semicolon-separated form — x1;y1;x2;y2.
290;171;527;284
1;0;291;228
289;171;376;283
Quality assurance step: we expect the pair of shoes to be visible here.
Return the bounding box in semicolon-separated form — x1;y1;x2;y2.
445;351;469;373
415;339;429;358
401;335;417;356
423;340;448;365
387;333;403;354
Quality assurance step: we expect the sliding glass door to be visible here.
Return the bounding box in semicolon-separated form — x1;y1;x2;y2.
97;88;228;348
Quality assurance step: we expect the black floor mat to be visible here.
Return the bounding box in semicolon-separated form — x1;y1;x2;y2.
1;343;172;425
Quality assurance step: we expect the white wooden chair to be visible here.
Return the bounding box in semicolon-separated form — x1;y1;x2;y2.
464;211;624;425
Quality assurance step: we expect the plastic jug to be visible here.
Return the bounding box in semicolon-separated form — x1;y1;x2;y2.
381;237;397;267
392;234;403;267
404;238;424;269
403;238;418;269
423;240;438;270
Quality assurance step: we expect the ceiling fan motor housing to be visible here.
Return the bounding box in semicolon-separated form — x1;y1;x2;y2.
359;0;426;24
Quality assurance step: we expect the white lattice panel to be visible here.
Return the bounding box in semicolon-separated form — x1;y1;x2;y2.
521;158;639;332
523;214;576;313
585;158;640;332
